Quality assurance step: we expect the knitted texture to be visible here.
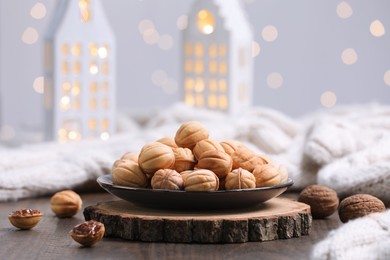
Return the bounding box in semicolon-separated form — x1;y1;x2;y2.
311;210;390;260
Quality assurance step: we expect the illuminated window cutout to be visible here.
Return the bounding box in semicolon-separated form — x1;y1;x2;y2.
98;45;108;59
195;43;203;57
60;96;71;110
62;82;71;93
185;78;194;91
219;44;226;57
208;95;217;109
195;60;203;74
73;61;81;75
62;43;69;56
185;94;195;106
78;0;90;8
89;62;98;75
79;0;91;23
102;118;109;130
197;9;215;35
185;60;193;72
195;94;204;107
219;79;227;93
102;82;109;92
185;42;193;56
71;43;82;56
89;98;97;110
102;98;109;109
62;61;69;75
209;44;217;58
219;95;228;110
209;79;217;92
88;119;97;129
68;130;81;141
71;82;81;96
219;62;227;75
101;62;109;75
209;60;217;74
89;43;98;56
74;98;81;110
195;78;205;93
100;132;110;141
90;82;97;93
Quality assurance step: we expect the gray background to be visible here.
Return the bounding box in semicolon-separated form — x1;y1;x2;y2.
0;0;389;143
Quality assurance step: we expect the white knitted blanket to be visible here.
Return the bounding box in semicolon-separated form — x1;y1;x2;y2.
1;103;389;202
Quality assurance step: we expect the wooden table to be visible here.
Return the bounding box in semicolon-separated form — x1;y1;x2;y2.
0;192;341;260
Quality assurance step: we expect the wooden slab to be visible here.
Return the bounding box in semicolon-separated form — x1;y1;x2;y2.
84;198;311;243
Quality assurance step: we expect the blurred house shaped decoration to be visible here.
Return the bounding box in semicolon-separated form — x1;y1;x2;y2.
182;0;253;114
44;0;115;143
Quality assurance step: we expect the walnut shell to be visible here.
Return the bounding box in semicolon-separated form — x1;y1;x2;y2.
231;146;268;172
225;168;256;190
298;185;339;219
173;147;196;172
112;160;148;188
180;170;194;182
175;121;209;149
121;151;139;162
197;150;233;179
220;140;243;157
69;220;105;247
193;139;225;160
151;169;183;190
138;142;175;175
184;169;219;191
338;194;386;223
252;163;282;187
279;164;289;183
8;209;43;230
50;190;82;218
156;137;178;148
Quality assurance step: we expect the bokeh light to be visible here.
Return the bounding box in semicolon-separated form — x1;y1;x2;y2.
320;91;337;108
22;27;39;44
262;25;278;42
341;48;358;65
370;20;385;37
336;2;353;19
267;73;283;89
30;2;47;20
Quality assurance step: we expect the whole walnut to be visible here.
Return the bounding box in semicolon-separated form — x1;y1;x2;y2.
112;160;148;188
220;140;243;157
298;185;339;219
279;164;289;183
175;121;209;149
121;151;139;163
173;147;196;172
156;137;178;148
184;169;219;191
193;139;225;160
338;194;386;223
225;168;256;190
180;170;194;182
50;190;82;218
231;146;268;172
197;150;232;179
252;163;283;187
138;142;175;175
151;169;184;190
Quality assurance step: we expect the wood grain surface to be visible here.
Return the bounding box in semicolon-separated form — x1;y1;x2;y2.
0;192;341;260
84;198;311;243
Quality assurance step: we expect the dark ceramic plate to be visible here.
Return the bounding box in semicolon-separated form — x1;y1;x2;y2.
97;175;294;210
